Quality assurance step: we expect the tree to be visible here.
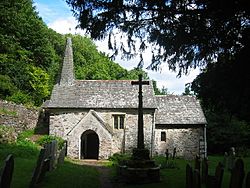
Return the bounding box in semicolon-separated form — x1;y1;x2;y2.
67;0;249;75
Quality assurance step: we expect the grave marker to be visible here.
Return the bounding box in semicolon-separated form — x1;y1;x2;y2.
207;162;224;188
229;158;245;188
0;154;14;188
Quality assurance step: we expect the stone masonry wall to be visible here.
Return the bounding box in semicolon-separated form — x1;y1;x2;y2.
154;127;202;159
49;108;154;159
0;100;39;133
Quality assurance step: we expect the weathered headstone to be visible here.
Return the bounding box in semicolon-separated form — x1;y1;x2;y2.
222;152;228;168
193;169;201;188
165;148;169;160
50;140;58;170
58;142;67;165
229;158;245;188
186;164;193;188
207;162;224;188
172;148;177;160
201;157;208;184
30;148;47;187
228;147;236;171
246;171;250;188
0;154;14;188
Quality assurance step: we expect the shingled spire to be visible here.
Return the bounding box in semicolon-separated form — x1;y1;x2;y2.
59;37;74;86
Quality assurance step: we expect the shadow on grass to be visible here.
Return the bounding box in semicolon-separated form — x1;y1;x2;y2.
37;160;100;188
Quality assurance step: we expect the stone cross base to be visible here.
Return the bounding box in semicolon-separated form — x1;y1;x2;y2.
132;148;150;161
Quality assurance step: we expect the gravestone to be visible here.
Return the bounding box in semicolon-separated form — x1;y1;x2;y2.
30;148;49;187
207;162;224;188
193;169;201;188
201;157;208;184
229;158;245;188
186;164;193;188
58;142;67;165
172;148;177;160
50;140;58;170
222;152;228;168
165;148;169;160
246;171;250;188
0;154;14;188
228;147;236;171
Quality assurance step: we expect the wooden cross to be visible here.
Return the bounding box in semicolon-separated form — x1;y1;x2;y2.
131;74;149;149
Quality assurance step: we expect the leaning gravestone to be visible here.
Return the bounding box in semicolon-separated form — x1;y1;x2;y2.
30;148;47;187
222;152;228;168
229;158;245;188
207;162;224;188
0;154;14;188
58;142;67;165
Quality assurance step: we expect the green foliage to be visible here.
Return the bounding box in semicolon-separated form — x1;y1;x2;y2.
0;0;64;106
35;135;65;149
0;108;17;116
0;125;16;144
6;90;33;105
205;111;250;154
0;75;17;98
108;153;130;165
67;0;249;76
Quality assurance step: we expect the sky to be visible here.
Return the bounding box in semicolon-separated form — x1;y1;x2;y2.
33;0;200;95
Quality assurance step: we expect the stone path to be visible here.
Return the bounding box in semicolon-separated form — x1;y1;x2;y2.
77;159;114;188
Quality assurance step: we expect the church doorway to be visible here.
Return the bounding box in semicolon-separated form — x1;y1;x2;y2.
81;130;99;159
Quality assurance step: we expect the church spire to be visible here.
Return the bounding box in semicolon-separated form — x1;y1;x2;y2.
59;37;74;86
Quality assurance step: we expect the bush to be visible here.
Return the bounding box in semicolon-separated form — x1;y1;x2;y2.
6;90;33;106
35;135;65;149
108;153;130;165
0;125;16;144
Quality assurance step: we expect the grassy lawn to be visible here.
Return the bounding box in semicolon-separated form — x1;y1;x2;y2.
1;138;249;188
109;155;250;188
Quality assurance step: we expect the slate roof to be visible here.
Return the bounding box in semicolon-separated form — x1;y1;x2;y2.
155;95;207;125
44;80;157;109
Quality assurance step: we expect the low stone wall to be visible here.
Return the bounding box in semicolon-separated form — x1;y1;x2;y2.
0;100;39;133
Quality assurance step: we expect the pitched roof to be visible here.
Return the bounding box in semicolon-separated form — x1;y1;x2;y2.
44;80;157;109
155;95;207;125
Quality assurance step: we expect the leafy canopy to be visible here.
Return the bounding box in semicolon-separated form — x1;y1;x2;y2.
67;0;250;75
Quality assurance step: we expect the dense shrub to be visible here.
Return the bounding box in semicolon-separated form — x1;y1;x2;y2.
35;135;65;149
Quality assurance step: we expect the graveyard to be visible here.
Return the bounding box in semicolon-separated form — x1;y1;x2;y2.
0;129;250;188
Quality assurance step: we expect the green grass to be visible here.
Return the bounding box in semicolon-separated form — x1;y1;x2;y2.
109;155;250;188
0;108;17;116
0;141;99;188
38;159;100;188
1;134;249;188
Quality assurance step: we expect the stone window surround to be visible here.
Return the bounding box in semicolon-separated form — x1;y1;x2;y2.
112;113;125;129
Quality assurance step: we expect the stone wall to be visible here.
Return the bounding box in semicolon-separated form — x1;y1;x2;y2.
0;100;39;133
48;108;155;159
154;127;203;159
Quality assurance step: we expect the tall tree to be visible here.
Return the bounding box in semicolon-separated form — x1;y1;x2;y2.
67;0;249;75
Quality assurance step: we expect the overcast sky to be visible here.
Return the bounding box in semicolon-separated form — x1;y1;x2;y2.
33;0;200;95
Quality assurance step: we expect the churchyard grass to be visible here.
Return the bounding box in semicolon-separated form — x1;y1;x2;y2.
109;155;250;188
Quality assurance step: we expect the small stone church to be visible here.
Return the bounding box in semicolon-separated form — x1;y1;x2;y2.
43;38;207;160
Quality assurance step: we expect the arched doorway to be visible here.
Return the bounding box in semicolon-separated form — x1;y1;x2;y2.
81;130;99;159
